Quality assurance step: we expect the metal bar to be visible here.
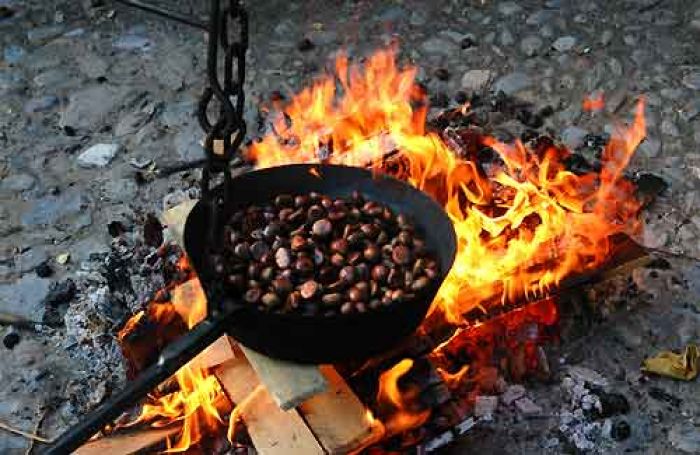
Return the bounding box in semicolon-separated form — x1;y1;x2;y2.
113;0;208;31
43;316;230;454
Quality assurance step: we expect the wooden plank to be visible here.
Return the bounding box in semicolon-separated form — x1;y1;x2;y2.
193;335;236;370
214;354;325;455
74;427;179;455
240;345;328;411
164;201;328;411
299;366;384;454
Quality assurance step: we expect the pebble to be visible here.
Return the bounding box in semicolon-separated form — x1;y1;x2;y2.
1;173;36;192
561;126;589;150
566;366;608;387
552;36;577;52
668;422;700;453
500;29;515;46
661;118;680;137
14;247;48;274
600;30;614;46
493;72;533;95
521;35;544;57
26;25;64;43
682;71;700;90
638;136;661;158
113;34;153;51
498;1;522;16
23;95;59;113
474;395;498;418
514;397;542;415
502;384;527;405
77;143;121;168
421;37;459;56
3;44;25;64
460;69;492;92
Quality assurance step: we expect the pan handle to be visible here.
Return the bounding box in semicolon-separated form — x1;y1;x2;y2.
43;314;231;454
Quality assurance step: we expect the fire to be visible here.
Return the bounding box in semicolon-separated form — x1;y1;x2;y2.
118;258;229;452
582;92;605;112
376;359;430;436
249;47;646;324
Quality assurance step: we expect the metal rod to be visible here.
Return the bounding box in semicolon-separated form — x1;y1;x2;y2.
42;316;230;454
113;0;208;30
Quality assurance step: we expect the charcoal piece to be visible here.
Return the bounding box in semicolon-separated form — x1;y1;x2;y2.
611;420;631;441
461;36;476;48
516;109;543;128
3;328;20;349
63;125;76;137
644;257;671;270
430;92;449;108
454;91;468;104
596;390;630;417
564;153;595;175
647;386;682;407
434;68;450;81
43;279;77;307
35;261;53;278
297;37;315;52
107;220;127;237
538;105;555;118
634;173;668;203
143;213;164;247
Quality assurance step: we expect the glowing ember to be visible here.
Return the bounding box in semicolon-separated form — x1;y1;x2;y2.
249;47;646;325
582;92;605;112
376;359;430;436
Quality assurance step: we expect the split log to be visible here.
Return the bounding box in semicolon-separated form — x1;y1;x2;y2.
299;366;384;454
74;427;179;455
214;352;324;455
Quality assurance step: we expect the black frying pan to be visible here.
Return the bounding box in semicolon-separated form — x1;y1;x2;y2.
45;164;456;454
185;164;457;363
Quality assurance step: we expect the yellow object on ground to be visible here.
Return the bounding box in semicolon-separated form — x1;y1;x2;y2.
642;344;699;381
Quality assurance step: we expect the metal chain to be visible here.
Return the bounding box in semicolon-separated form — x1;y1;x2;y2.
197;0;248;200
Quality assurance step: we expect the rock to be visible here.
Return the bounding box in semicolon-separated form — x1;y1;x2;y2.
14;247;48;274
638;136;661;158
3;44;25;64
460;69;492;92
42;279;77;326
566;366;608;387
600;30;614;46
660;118;680;137
21;189;85;228
680;99;700;122
23;95;59;113
514;397;542;415
610;420;631;441
1;173;36;192
2;327;20;349
76;54;109;79
77;143;121;168
26;25;64;43
502;384;526;405
526;10;555;25
493;72;533;95
0;70;25;95
498;1;522;16
682;71;700;90
113;34;153;51
174;125;204;161
474;395;498;418
552;36;577;52
561;126;589;149
521;36;543;56
597;391;630;418
500;29;515;46
60;85;130;131
421;37;459;56
668;422;700;453
102;178;138;202
0;275;51;321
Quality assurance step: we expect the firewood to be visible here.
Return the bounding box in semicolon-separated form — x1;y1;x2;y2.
73;427;179;455
299;366;384;454
214;352;325;455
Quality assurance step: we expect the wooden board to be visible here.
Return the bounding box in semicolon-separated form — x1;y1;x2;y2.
74;427;179;455
214;353;325;455
299;366;384;454
241;345;328;411
161;199;198;246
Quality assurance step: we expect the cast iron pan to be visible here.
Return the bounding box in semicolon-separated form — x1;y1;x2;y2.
45;164;456;454
184;163;457;363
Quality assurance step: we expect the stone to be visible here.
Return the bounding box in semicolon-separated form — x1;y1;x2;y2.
76;54;109;79
567;366;608;387
23;95;59;113
681;71;700;90
600;30;614;46
526;10;554;25
26;25;64;43
680;100;700;122
552;36;577;52
502;384;527;405
21;189;85;228
460;69;492;92
521;35;544;57
3;44;25;64
0;70;24;95
668;422;700;453
474;395;498;418
638;136;661;158
421;37;459;56
77;143;121;168
113;34;153;51
561;126;589;149
493;72;533;95
14;247;48;274
498;2;522;16
60;85;129;131
102;178;138;203
1;173;36;192
174;125;204;161
661;118;680;137
514;397;542;415
500;29;515;46
0;275;51;321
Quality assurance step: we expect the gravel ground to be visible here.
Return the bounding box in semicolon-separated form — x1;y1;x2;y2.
1;0;699;453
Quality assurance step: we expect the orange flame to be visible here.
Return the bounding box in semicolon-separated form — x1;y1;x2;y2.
583;92;605;111
376;359;430;435
119;262;229;451
249;47;646;325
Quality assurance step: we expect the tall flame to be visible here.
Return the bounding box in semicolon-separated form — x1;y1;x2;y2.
249;47;645;324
